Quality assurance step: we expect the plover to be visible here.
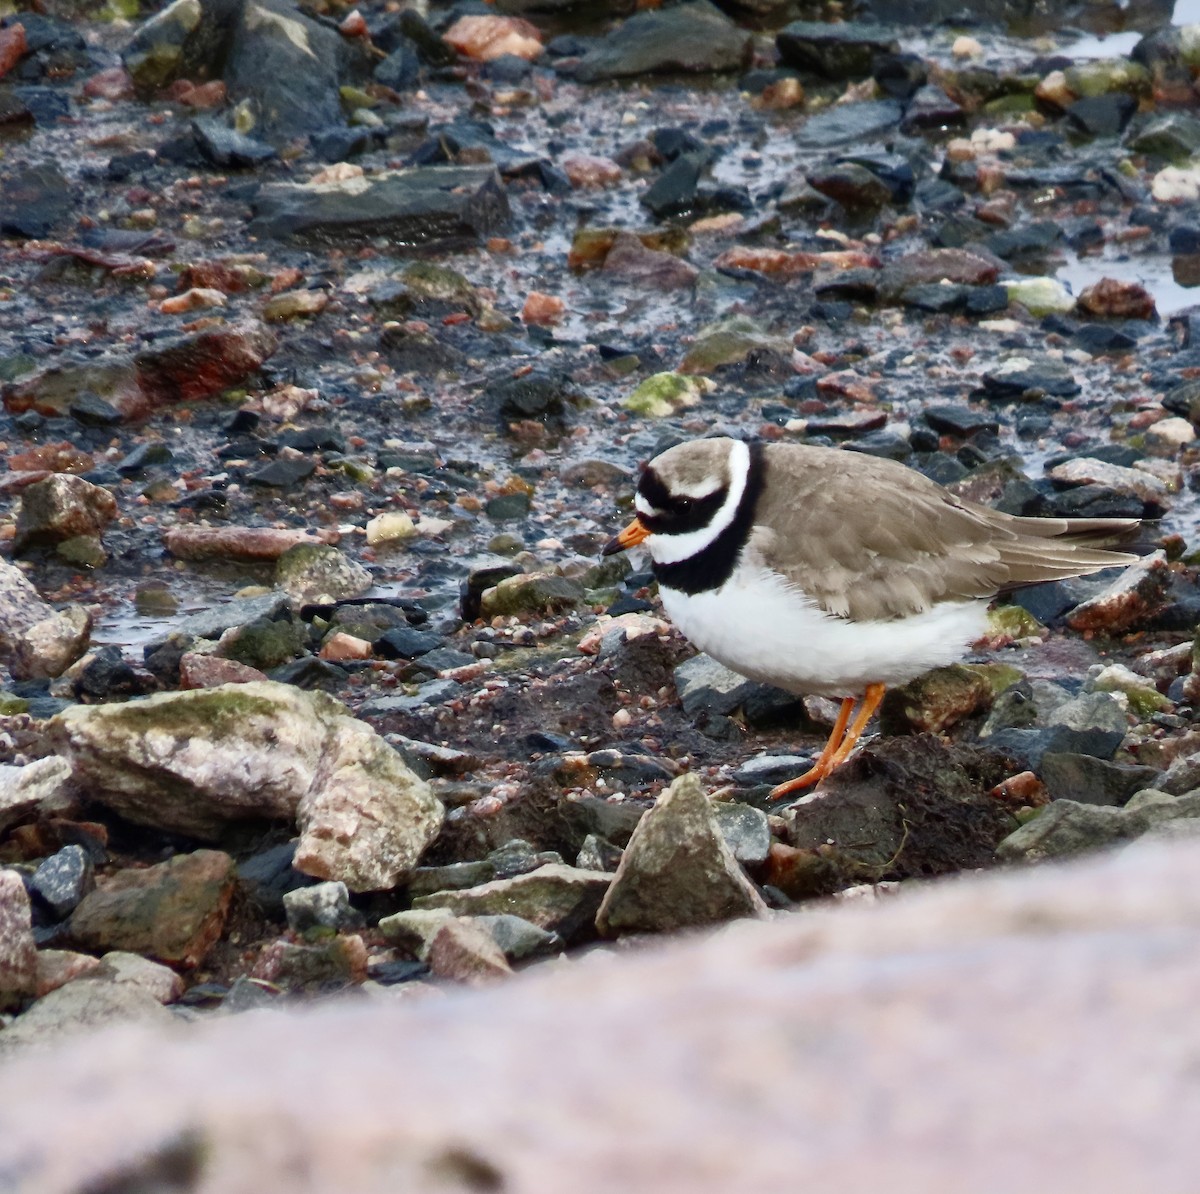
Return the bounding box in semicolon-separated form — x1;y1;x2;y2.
603;437;1139;798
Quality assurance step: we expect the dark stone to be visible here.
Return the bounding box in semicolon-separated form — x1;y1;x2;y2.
30;846;95;920
485;493;531;522
267;657;347;691
192;118;276;169
813;268;879;302
571;1;752;83
1066;94;1138;139
985;221;1064;260
776;21;899;78
487;370;573;430
923;405;999;437
979;357;1079;400
641;152;706;218
901;85;966;132
796;100;903;148
69;392;121;427
0;164;73;239
249;166;510;249
1074;324;1138;353
844;430;912;460
808;162;893;210
966;285;1010;316
872;51;926;100
236;843;316;919
902;283;970;313
984;724;1125;770
409;647;475;675
245;457;316;488
73;647;154;700
378;325;464;374
460;563;524;622
374;627;442;660
375;40;421;91
1039;753;1161;807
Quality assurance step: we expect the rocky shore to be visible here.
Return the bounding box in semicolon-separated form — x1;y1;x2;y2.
3;0;1200;1070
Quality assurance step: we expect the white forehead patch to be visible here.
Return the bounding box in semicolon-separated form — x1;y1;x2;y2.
634;494;659;518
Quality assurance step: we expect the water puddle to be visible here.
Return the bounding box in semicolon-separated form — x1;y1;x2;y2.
1056;247;1200;317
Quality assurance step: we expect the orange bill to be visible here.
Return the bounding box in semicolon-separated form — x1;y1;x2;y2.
602;517;651;556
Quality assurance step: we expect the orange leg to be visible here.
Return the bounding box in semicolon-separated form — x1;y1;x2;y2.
769;696;854;801
769;683;886;800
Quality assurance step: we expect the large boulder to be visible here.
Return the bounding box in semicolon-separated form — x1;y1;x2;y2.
48;682;444;891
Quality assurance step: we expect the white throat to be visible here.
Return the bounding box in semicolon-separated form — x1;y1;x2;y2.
648;439;752;566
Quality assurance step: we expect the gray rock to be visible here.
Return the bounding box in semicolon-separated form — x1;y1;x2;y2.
473;914;563;962
1039;754;1161;807
275;544;373;606
93;952;185;1004
357;680;464;716
997;788;1200;862
1127;112;1200;161
122;0;241;93
797;100;904;149
0;869;37;1011
732;754;812;787
249;166;510;248
192;117;277;168
283;881;360;933
408;859;496;898
673;654;758;717
412;864;612;944
30;845;95;920
572;1;752;83
596;773;768;936
984;724;1126;770
166;591;291;645
223;0;355;145
0;559;91;681
378;908;455;958
981;354;1081;399
49;681;444;892
711;801;772;866
1048;692;1129;737
575;833;624;873
0;756;73;835
0;978;174;1055
14;473;118;554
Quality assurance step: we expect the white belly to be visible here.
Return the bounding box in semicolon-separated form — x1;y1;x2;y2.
659;567;990;697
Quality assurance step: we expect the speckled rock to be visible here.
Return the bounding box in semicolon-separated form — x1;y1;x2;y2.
0;756;73;835
14;473;118;554
596;773;768;936
0;869;37;1011
274;544;373;606
1066;552;1170;634
0;559;92;680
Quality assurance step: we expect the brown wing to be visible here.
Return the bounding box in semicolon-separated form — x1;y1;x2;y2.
748;444;1137;622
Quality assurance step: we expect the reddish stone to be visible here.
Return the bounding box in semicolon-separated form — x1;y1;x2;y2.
425;919;512;985
7;442;94;474
1077;278;1157;321
522;292;565;326
339;9;367;37
319;633;373;662
816;371;878;405
561;153;623;188
68;850;237;970
178;653;269;689
601;231;699;290
134;320;278;408
82;66;135;101
989;771;1049;809
178;261;257;293
0;24;26;81
35;949;102;997
444;15;542;62
163;526;339;561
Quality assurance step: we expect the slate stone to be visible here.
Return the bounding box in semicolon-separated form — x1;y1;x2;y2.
30;846;95;920
1067;94;1137;139
192;118;277;169
571;1;752;83
375;41;421;91
923;405;999;437
246;458;317;488
1039;753;1161;807
0;164;73;239
796;100;903;148
902;283;971;313
374;627;441;660
641;152;706;218
984;724;1125;771
980;356;1080;400
900;85;965;132
776;21;899;78
249;166;510;248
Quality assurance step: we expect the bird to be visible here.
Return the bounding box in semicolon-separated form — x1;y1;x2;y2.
603;436;1140;800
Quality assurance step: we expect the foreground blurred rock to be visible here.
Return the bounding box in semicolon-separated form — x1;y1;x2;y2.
3;838;1199;1191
